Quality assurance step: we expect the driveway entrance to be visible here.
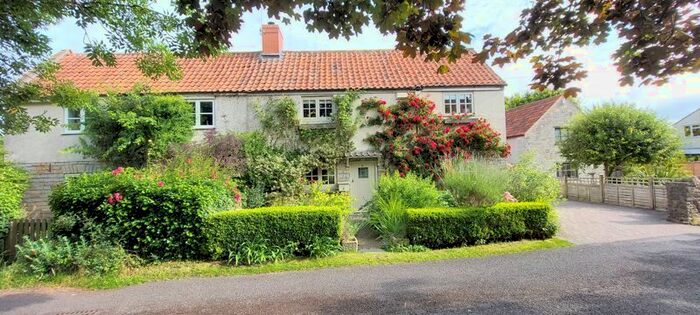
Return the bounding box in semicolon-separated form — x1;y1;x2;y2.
557;201;700;244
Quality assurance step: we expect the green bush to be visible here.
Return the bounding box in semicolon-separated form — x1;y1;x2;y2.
14;236;128;278
406;202;558;249
372;172;444;209
72;90;194;168
370;191;408;245
440;157;509;207
49;168;234;260
0;163;28;233
207;206;343;260
508;153;561;203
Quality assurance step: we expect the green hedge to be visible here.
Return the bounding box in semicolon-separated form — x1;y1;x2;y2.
50;169;234;260
207;206;343;259
0;163;28;234
406;202;557;249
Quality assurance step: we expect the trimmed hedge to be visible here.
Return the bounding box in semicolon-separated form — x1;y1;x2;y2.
207;206;343;259
50;170;234;260
406;202;557;249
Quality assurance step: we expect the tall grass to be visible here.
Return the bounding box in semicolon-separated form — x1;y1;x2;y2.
440;157;509;207
369;191;408;245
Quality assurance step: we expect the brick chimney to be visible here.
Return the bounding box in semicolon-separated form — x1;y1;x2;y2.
261;23;283;57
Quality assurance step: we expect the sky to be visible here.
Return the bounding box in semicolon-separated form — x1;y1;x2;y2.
43;0;700;122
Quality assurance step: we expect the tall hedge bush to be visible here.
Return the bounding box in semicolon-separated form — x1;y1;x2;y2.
207;206;343;260
406;202;557;249
1;140;29;233
50;168;234;260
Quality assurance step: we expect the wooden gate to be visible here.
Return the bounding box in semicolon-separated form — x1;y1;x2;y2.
1;218;52;260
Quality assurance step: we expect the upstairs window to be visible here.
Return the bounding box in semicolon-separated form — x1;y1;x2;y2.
64;108;85;134
302;98;333;118
554;127;568;142
685;125;700;137
443;93;473;115
305;167;336;184
190;100;214;128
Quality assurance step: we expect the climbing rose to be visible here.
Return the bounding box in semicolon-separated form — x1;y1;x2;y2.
107;195;115;205
113;192;123;202
157;181;165;187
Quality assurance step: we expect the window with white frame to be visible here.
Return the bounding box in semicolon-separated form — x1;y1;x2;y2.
64;108;85;133
302;97;334;118
189;100;214;128
684;125;700;137
305;167;336;184
443;93;473;115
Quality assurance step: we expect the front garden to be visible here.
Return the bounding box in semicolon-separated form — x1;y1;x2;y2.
0;91;567;289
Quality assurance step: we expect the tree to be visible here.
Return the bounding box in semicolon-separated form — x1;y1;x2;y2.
558;103;682;177
476;0;699;95
72;89;194;168
505;89;567;110
3;1;699;133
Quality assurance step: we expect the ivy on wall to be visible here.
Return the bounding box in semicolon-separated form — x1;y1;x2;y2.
256;91;361;170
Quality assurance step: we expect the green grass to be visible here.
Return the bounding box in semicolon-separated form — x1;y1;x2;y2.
0;238;571;290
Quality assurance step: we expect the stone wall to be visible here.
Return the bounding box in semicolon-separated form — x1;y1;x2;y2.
666;177;700;225
19;161;104;218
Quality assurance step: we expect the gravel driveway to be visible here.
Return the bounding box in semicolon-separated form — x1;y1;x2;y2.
557;201;700;244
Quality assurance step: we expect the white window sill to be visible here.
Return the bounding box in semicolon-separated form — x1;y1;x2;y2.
194;126;216;130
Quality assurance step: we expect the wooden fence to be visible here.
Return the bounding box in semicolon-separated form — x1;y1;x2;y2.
560;176;686;210
1;218;52;260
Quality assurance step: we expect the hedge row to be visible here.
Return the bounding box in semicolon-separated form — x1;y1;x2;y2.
207;206;343;259
50;170;234;260
406;202;557;249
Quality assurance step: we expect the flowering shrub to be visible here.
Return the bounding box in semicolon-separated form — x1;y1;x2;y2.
49;167;235;260
361;94;509;178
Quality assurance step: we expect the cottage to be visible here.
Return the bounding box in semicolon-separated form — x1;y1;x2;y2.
5;24;508;216
505;95;584;177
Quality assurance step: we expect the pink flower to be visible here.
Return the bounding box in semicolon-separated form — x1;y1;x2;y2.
111;167;124;175
235;193;242;203
157;181;165;187
113;192;123;202
378;99;386;105
107;195;115;205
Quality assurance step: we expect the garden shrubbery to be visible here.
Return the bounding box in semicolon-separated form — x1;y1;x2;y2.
0;160;28;234
508;153;561;203
406;202;558;249
14;236;129;278
50;167;235;260
441;157;510;207
207;206;344;264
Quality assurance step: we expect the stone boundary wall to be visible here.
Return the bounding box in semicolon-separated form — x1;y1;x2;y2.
19;161;104;218
666;177;700;225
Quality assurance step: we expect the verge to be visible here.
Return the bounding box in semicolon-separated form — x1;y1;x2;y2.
1;238;571;290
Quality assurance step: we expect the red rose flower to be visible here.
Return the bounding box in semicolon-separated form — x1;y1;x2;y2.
111;167;124;175
157;181;165;187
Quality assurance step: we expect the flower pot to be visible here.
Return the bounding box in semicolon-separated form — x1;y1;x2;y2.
342;236;359;252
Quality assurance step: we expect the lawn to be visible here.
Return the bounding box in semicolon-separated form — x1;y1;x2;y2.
1;238;571;290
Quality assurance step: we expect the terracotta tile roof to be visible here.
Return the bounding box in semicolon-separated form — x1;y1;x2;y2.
51;50;505;94
505;95;564;138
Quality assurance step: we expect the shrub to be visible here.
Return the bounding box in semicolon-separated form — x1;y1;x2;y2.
0;161;28;234
49;168;234;260
14;236;127;278
370;191;408;246
508;153;561;203
73;90;194;168
406;202;557;249
440;157;509;207
372;172;444;209
361;94;510;178
207;206;343;260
